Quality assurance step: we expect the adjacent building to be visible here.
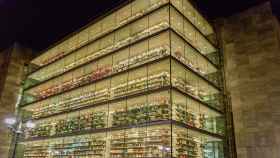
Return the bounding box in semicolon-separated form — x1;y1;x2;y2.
217;2;280;158
0;43;33;158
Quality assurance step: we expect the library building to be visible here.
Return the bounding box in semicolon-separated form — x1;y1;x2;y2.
3;0;280;158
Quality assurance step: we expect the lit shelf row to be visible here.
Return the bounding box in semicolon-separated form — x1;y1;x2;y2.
30;0;214;70
22;88;223;140
21;125;224;158
25;5;217;91
23;29;219;105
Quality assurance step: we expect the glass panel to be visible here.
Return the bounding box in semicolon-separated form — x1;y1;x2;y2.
111;73;128;99
131;17;149;37
69;68;83;88
150;6;169;27
47;47;59;66
149;30;170;52
94;55;113;81
77;29;89;46
84;62;97;76
126;95;147;125
147;59;170;90
128;67;148;95
130;40;149;59
95;79;110;103
171;32;185;59
24;116;55;138
172;126;224;158
183;24;196;46
171;8;184;34
102;13;116;34
112;48;130;74
109;100;126;127
186;94;201;128
109;129;126;158
68;34;78;51
87;40;101;57
147;90;171;122
171;61;186;92
80;105;108;130
100;33;115;51
79;83;96;108
171;0;183;13
88;21;102;41
150;0;167;6
131;0;150;16
75;46;86;62
115;25;130;45
63;53;75;71
75;46;88;66
172;90;186;122
199;103;225;135
116;3;132;26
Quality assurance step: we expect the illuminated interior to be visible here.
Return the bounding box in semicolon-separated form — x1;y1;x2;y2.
18;1;225;158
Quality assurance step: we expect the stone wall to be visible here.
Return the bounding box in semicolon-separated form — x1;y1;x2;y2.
216;2;280;158
0;44;33;158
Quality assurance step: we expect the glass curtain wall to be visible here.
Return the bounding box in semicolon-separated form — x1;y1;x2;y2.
17;1;226;158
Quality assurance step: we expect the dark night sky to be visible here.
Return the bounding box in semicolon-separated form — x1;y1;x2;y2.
0;0;279;53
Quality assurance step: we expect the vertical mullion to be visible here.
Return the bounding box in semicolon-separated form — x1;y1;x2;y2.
123;3;133;157
145;1;150;157
168;3;174;158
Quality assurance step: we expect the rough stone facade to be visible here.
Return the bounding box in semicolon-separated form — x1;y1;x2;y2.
0;44;33;158
216;2;280;158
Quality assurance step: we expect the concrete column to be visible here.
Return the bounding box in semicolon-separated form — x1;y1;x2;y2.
0;43;33;158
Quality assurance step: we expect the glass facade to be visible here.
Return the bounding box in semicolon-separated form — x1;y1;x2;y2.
18;1;225;158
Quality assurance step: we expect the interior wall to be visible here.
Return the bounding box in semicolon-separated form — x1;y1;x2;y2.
216;2;280;158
